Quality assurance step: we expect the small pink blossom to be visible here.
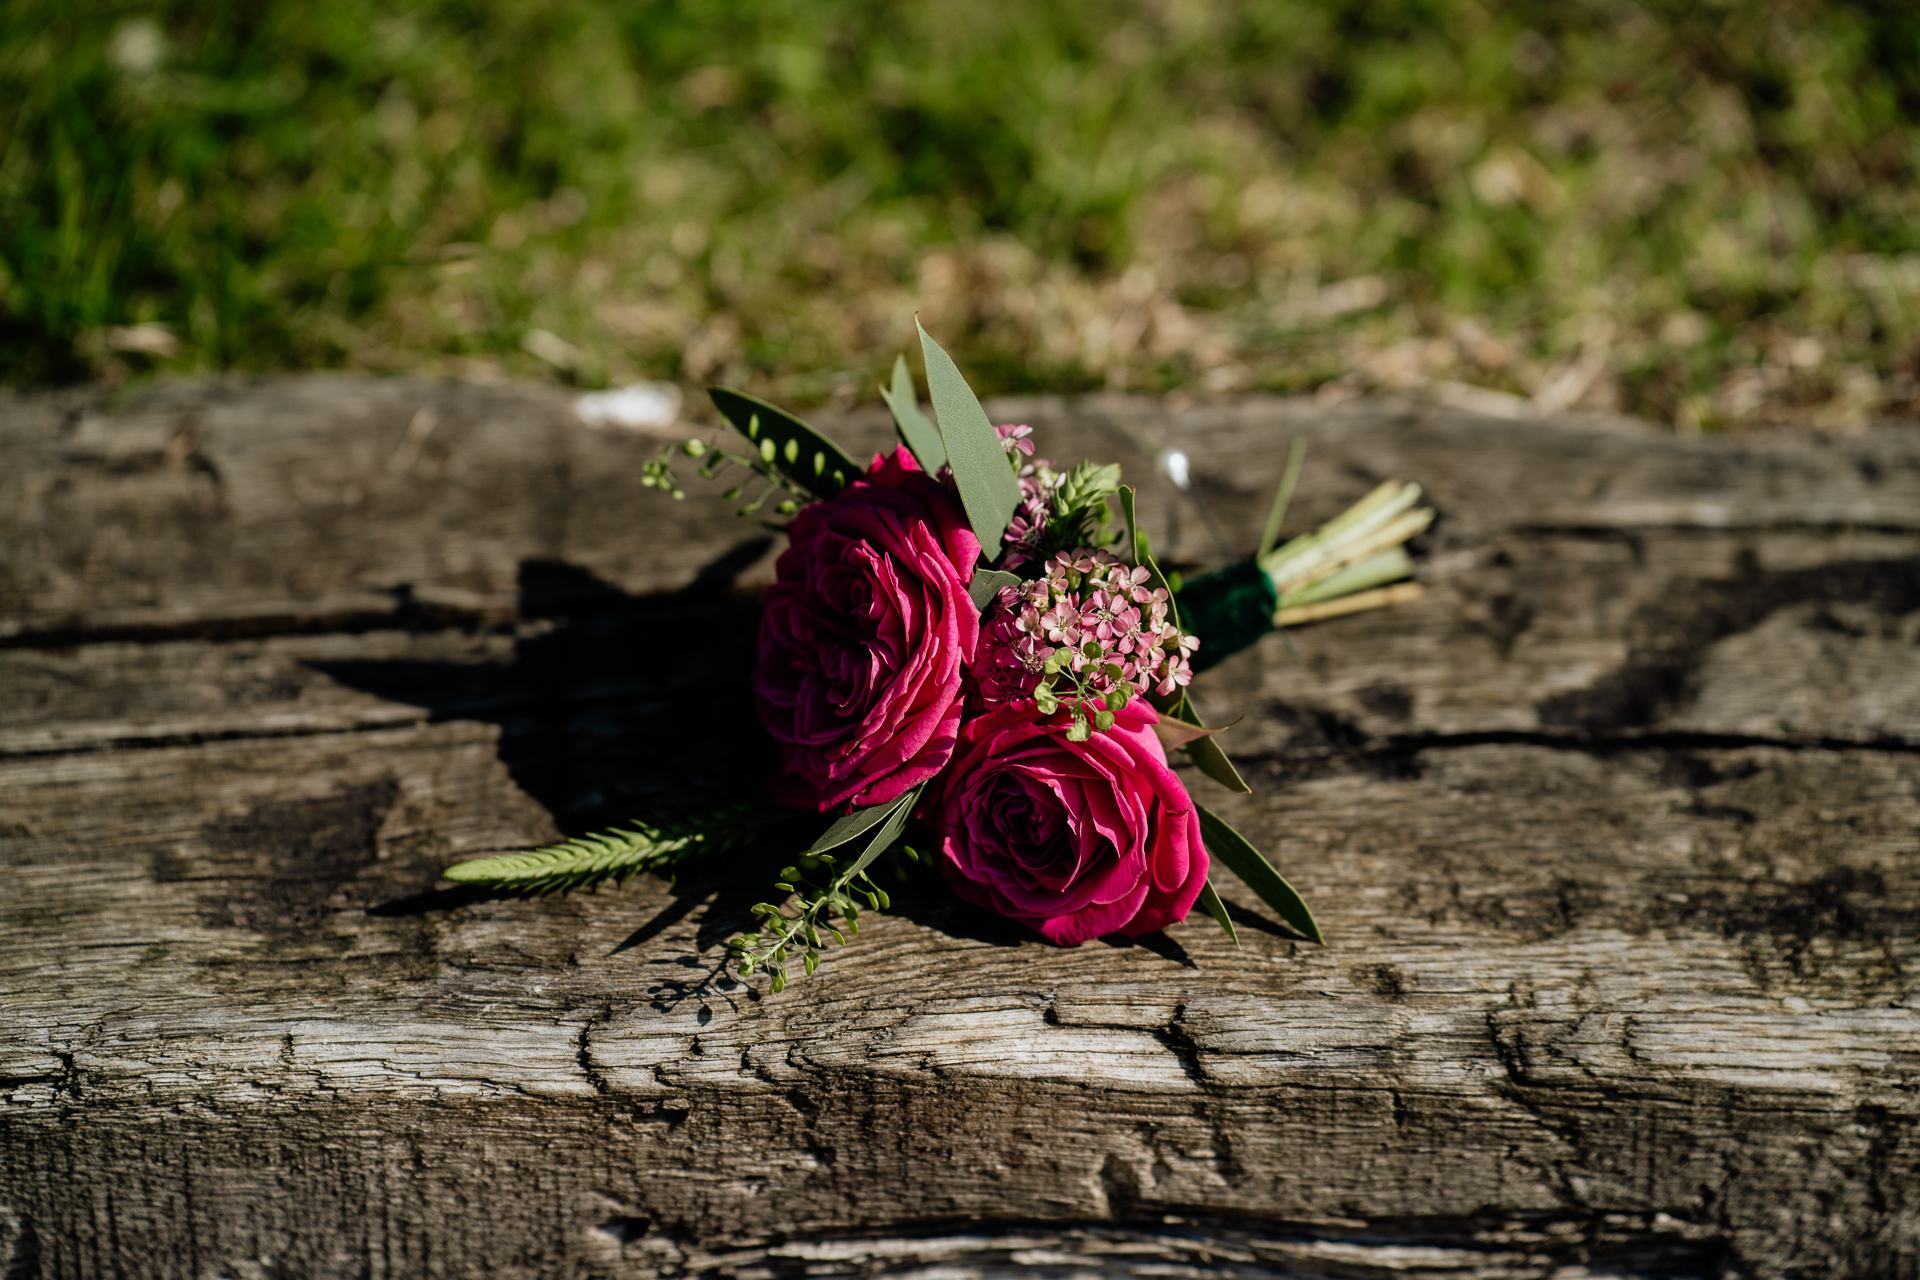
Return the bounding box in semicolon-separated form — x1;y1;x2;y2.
967;547;1199;711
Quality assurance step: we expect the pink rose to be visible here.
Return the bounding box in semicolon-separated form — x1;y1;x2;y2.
755;446;982;810
928;699;1208;945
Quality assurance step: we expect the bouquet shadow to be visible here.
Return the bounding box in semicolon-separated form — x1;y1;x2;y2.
317;546;1163;988
324;549;775;908
322;552;771;852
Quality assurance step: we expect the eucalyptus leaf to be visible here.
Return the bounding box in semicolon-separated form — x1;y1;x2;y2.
880;354;945;472
1169;691;1250;793
1150;713;1229;751
1186;728;1250;794
1196;804;1321;943
969;569;1021;610
1197;878;1240;947
917;319;1020;558
709;387;862;499
840;783;922;880
801;788;916;861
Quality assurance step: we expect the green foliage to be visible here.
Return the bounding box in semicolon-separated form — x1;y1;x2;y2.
1019;460;1123;567
732;785;920;991
1053;461;1122;521
968;568;1021;609
919;319;1021;557
639;389;865;517
1031;642;1136;742
443;822;701;895
1117;486;1172;611
880;353;944;472
1196;878;1239;947
1170;690;1250;795
708;386;861;499
438;789;925;994
796;787;918;868
1197;804;1320;944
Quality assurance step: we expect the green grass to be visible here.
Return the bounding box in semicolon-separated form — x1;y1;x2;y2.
4;0;1918;427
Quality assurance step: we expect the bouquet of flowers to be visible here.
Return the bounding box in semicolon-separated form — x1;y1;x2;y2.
444;322;1431;990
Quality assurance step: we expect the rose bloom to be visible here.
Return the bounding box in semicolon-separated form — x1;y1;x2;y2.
755;447;982;809
928;699;1208;945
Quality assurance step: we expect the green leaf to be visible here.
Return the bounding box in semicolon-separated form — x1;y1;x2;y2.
801;788;917;861
1196;804;1321;943
840;783;922;880
1190;738;1251;792
443;823;694;894
917;318;1020;558
969;568;1021;610
1170;690;1250;793
1118;485;1180;629
1197;878;1239;946
709;387;863;499
1151;712;1227;750
879;354;945;472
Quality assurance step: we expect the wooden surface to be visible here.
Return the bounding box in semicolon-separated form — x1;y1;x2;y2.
3;376;1919;1280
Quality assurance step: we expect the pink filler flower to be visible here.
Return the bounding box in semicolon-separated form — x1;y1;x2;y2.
970;548;1198;711
928;698;1208;945
754;447;981;810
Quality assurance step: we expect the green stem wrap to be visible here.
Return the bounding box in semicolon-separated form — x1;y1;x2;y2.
1173;560;1275;674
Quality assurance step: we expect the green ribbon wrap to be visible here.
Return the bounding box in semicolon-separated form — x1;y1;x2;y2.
1173;560;1275;674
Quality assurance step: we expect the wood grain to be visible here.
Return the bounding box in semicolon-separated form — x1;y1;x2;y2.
3;378;1918;1280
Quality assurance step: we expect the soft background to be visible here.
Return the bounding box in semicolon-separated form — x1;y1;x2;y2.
4;0;1917;428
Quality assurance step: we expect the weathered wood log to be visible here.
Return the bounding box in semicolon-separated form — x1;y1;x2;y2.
3;376;1918;1280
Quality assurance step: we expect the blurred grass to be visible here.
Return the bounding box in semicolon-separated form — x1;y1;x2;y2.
3;0;1918;427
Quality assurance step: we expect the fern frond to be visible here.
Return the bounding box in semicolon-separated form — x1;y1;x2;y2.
444;823;698;894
